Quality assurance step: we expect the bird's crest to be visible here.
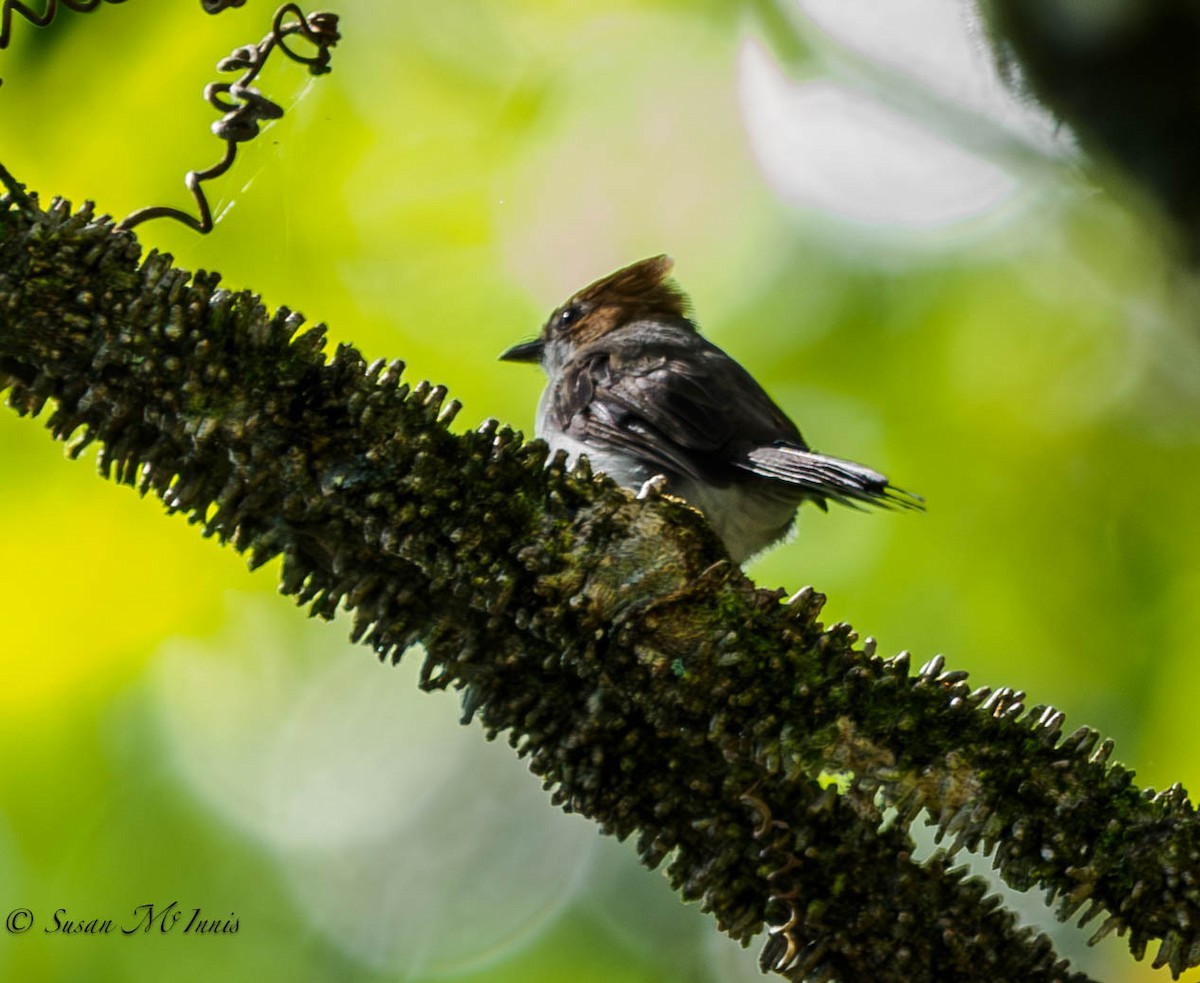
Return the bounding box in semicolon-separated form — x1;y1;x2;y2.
574;255;689;319
554;255;693;343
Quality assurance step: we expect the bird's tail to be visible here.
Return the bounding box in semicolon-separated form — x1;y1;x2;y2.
735;443;924;512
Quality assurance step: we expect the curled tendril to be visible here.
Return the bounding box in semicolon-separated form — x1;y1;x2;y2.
115;4;340;234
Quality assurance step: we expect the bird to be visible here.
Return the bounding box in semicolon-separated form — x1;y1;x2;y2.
499;255;921;563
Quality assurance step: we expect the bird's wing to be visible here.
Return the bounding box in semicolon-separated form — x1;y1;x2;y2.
550;331;802;485
551;327;923;511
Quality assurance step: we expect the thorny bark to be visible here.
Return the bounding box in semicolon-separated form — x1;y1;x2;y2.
3;185;1200;982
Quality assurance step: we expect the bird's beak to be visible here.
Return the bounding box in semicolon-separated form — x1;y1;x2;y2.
498;338;545;363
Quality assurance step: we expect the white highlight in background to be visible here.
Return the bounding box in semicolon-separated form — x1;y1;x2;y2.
794;0;1069;157
738;39;1017;228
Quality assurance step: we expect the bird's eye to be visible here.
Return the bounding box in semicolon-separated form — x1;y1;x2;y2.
558;304;583;328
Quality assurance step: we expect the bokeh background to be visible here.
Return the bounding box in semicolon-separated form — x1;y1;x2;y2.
1;1;1198;980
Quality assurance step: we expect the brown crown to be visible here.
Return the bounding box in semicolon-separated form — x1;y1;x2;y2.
574;254;688;315
555;255;693;343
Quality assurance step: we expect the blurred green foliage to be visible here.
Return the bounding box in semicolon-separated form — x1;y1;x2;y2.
1;2;1197;981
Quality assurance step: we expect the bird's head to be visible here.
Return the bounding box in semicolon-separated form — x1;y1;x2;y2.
499;255;691;368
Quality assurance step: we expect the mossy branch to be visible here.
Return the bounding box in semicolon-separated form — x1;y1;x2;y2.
2;188;1198;981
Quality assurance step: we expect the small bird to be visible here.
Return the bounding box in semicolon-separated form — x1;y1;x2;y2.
500;256;921;563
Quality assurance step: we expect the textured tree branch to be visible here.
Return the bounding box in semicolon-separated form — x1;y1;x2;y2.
3;187;1198;980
